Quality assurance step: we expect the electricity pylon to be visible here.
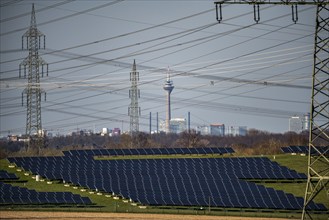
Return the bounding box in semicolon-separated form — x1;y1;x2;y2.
303;2;329;219
213;1;328;219
128;60;140;136
19;4;48;152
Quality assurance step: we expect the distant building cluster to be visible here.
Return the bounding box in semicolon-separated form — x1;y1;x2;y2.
157;118;247;136
5;127;122;142
100;127;121;136
6;129;48;142
169;118;186;134
61;127;122;137
289;113;310;133
157;118;186;134
147;118;248;136
5;112;311;140
197;124;247;136
6;135;29;142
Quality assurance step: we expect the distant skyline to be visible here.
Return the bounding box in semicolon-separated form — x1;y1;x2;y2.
0;1;318;136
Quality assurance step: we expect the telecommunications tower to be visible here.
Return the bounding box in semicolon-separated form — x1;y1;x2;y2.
213;1;328;220
19;4;48;150
163;67;174;133
128;60;140;136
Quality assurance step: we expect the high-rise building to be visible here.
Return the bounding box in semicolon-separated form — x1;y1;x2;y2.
227;126;247;136
163;67;174;133
170;118;186;134
289;116;303;133
159;120;166;133
112;128;121;136
210;124;225;136
303;113;310;131
101;128;109;136
196;125;210;135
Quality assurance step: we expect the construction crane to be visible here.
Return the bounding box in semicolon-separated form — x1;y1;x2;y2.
213;1;328;219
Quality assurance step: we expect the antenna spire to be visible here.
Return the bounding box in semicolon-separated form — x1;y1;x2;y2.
167;66;171;82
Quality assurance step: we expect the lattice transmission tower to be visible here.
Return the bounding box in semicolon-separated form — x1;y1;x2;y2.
19;4;48;151
128;60;140;136
303;2;329;219
213;1;328;219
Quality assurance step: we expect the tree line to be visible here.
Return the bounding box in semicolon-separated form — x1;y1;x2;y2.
0;129;326;159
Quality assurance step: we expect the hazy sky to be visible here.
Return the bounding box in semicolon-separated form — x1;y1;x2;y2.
0;0;318;136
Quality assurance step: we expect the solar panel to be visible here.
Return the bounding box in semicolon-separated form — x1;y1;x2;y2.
130;148;139;155
63;147;235;157
281;146;329;155
0;182;91;205
0;170;18;180
6;154;326;211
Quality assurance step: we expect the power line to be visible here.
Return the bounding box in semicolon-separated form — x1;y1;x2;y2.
0;0;23;8
1;2;316;135
0;0;125;36
0;0;74;23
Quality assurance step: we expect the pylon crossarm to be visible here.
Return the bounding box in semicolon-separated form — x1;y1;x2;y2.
23;28;44;37
214;0;329;5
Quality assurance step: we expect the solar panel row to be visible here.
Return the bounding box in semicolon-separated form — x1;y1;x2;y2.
63;147;235;157
0;170;18;180
7;153;327;211
96;159;322;210
281;146;329;155
0;182;92;205
7;156;306;182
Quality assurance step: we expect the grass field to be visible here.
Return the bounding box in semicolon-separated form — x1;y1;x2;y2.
0;154;328;219
0;211;300;220
266;154;327;206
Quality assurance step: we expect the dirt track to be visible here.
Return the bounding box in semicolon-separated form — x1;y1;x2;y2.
0;211;298;220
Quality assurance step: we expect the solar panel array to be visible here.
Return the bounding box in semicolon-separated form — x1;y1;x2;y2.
63;147;234;157
281;146;329;155
0;170;18;180
7;151;327;211
0;182;92;205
